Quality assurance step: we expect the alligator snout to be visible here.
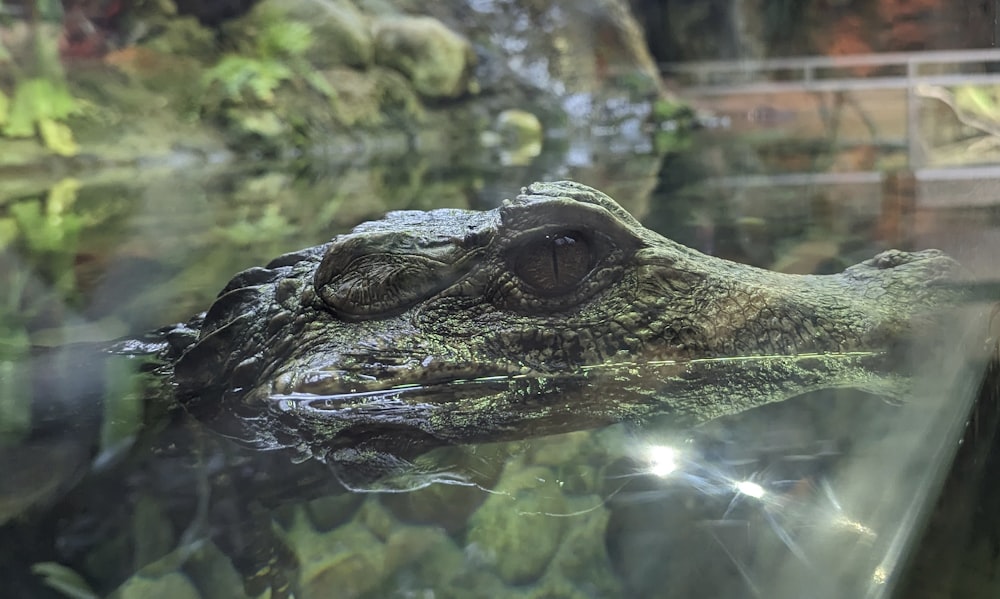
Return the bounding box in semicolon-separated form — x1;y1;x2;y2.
844;248;962;290
870;249;943;269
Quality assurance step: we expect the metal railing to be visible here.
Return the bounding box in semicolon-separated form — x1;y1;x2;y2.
663;48;1000;95
662;49;1000;202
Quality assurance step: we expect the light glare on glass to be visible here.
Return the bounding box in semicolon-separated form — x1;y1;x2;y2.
646;444;679;477
734;480;766;499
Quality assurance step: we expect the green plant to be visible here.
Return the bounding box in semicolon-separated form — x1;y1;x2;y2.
651;98;691;122
0;1;82;156
3;77;81;155
953;85;1000;123
203;55;294;104
9;179;85;295
203;16;334;106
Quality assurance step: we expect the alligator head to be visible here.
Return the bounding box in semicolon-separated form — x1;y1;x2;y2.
174;181;963;485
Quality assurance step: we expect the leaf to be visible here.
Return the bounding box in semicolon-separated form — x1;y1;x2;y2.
23;78;78;120
4;81;40;137
204;56;292;104
0;90;8;127
303;69;337;101
38;118;79;156
955;85;999;120
260;21;313;58
47;178;82;213
3;78;79;140
237;110;285;137
204;55;256;96
10;191;83;253
248;61;291;104
30;562;99;599
0;217;17;248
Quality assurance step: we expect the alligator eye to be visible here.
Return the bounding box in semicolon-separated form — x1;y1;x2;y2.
513;230;592;295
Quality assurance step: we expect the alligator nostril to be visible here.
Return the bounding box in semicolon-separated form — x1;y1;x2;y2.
873;249;914;269
872;249;948;270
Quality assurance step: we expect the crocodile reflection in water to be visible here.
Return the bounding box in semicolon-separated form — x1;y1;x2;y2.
158;180;962;489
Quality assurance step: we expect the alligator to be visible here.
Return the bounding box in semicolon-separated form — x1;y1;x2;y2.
2;180;973;598
164;180;962;485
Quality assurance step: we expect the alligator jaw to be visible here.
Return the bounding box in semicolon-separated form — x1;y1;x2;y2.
256;350;905;459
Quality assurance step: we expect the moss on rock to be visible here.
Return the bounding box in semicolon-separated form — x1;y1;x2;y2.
467;465;568;585
373;16;475;99
322;66;424;128
290;518;387;599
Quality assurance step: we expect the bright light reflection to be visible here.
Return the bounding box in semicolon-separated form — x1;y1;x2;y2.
646;444;680;477
734;480;766;499
833;514;876;541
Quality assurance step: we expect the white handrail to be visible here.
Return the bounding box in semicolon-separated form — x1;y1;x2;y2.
663;48;1000;75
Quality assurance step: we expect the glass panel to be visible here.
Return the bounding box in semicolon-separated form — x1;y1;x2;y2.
0;2;997;599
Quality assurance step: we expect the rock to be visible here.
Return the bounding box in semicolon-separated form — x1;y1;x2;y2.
380;480;490;534
142;16;218;61
355;496;398;541
382;525;516;597
111;572;201;599
384;524;462;574
290;518;387;599
323;66;424;127
304;490;366;532
373;16;474;99
379;445;502;533
543;495;621;596
494;109;543;165
495;109;543;145
466;465;568;585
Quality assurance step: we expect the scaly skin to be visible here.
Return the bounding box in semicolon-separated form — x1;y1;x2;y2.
173;180;962;484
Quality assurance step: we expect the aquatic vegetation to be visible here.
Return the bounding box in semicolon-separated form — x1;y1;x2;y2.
31;562;99;599
213;203;296;246
202;11;335;107
647;98;695;155
0;180;85;438
651;97;693;123
8;179;84;295
3;77;81;156
0;21;82;156
203;55;296;105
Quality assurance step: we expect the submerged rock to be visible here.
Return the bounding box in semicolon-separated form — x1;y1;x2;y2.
466;465;568;585
111;572;201;599
292;519;387;599
543;495;621;596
